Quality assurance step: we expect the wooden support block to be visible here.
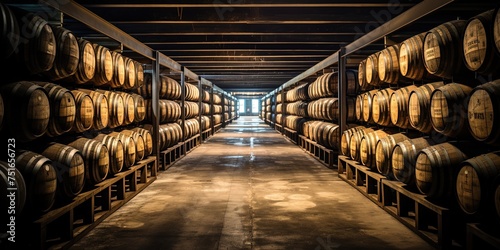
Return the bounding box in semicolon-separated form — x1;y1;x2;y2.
140;165;147;183
116;177;126;200
129;169;137;192
100;186;111;211
82;197;94;224
59;210;74;240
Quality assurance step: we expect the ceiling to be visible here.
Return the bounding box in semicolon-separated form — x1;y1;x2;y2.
7;0;499;94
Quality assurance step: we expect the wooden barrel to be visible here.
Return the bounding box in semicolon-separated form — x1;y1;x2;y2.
399;32;430;81
423;20;468;79
159;75;181;100
392;137;434;185
375;133;410;176
77;89;109;130
120;130;145;162
46;26;79;81
109;132;136;168
130;93;146;123
0;161;26;217
0;3;19;59
365;52;383;86
378;44;409;85
358;59;370;91
17;13;56;74
390;85;418;129
372;88;395;127
467;80;500;145
93;134;124;176
71;90;94;133
40;143;85;200
123;56;136;89
36;82;76;137
345;69;359;95
15;151;56;214
415;143;467;199
135;61;144;89
132;127;153;157
495;8;500;56
68;138;109;185
91;44;113;86
69;38;96;84
456;152;500;217
1;81;50;142
355;94;363;121
349;127;375;162
96;90;124;128
408;82;445;133
362;90;378;123
317;122;340;149
430;83;472;138
108;51;125;88
360;130;391;169
463;10;500;75
341;126;367;157
120;92;135;125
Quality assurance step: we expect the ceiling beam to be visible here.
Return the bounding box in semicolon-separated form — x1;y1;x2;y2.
84;3;414;8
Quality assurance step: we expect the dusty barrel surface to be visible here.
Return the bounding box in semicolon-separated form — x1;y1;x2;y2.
375;133;410;176
68;138;109;185
1;81;50;141
392;137;434;185
456;152;500;218
415;143;467;199
41;143;85;200
15;151;57;214
467;80;500;145
430;83;472;138
408;82;445;133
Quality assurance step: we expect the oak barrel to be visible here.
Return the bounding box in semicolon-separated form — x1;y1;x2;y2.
131;93;146;123
355;94;363;122
390;85;418;129
341;126;368;157
378;44;410;85
408;82;445;133
392;137;434;185
463;9;500;75
69;38;96;84
358;59;371;91
399;32;430;81
91;44;113;86
120;92;135;125
415;143;467;199
96;90;124;128
36;82;76;137
375;133;410;176
362;90;378;123
359;129;391;169
16;151;56;214
46;26;79;81
456;152;500;217
0;161;25;217
41;143;85;200
93;134;124;176
123;56;136;89
132;127;153;157
120;130;146;162
71;90;94;133
1;81;50;141
68;138;109;185
135;61;144;89
365;52;383;86
108;51;125;88
17;13;56;75
372;88;395;127
77;89;109;130
430;83;472;138
349;127;375;162
0;3;19;59
467;80;500;145
423;20;468;79
109;132;136;168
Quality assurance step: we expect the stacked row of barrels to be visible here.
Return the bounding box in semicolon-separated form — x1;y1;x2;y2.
1;128;152;218
213;93;223;126
341;125;500;225
0;81;146;142
1;5;144;89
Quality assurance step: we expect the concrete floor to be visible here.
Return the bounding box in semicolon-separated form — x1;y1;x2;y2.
72;117;433;250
